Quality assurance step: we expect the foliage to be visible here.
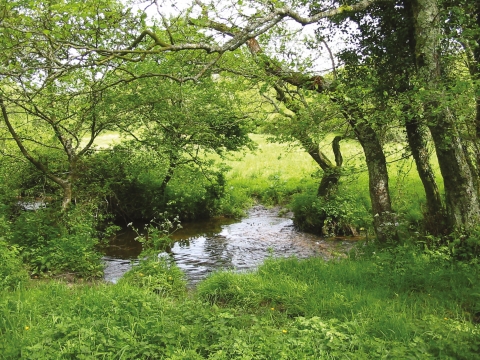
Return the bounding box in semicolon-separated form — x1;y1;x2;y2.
9;207;103;277
0;240;27;291
118;211;186;296
422;227;480;262
129;211;182;254
79;146;229;221
290;186;370;235
118;256;186;297
0;208;29;291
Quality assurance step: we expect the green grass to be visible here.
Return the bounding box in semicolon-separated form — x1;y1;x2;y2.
1;133;468;358
223;134;442;232
1;246;478;359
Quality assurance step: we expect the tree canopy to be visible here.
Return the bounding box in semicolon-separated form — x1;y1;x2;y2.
2;0;480;242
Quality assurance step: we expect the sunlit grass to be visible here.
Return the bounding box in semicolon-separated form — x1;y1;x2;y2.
89;131;123;148
223;133;443;227
1;246;478;359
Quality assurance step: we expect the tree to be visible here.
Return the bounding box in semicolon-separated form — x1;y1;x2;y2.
240;34;399;241
111;59;255;200
0;0;143;209
407;0;480;230
332;0;445;232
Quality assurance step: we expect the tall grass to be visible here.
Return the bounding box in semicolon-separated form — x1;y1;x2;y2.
1;245;478;359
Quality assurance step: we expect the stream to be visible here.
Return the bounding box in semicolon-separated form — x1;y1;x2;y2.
102;205;362;285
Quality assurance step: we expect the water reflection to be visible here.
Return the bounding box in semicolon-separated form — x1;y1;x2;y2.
103;206;360;285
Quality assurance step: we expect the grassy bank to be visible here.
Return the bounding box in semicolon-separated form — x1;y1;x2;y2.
1;246;479;359
2;134;475;359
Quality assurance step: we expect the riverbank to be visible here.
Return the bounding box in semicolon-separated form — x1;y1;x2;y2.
1;244;479;359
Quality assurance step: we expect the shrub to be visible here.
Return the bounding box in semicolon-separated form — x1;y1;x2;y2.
0;221;29;291
10;207;103;278
79;147;228;222
118;256;186;296
0;242;29;291
290;188;370;235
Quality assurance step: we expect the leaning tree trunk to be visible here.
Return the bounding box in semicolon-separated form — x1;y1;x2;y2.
405;117;446;233
1;98;73;211
272;83;343;198
412;0;480;231
317;136;343;197
299;135;343;198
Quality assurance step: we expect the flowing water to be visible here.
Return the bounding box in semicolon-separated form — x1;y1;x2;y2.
103;206;362;285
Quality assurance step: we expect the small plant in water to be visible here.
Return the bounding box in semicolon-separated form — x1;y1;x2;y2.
128;212;182;255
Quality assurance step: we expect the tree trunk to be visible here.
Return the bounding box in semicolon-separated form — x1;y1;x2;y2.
61;182;72;211
429;120;480;230
353;120;399;242
1;98;73;211
471;3;480;189
159;161;177;198
300;136;343;198
412;0;480;230
405;117;445;232
272;83;344;198
316;136;343;197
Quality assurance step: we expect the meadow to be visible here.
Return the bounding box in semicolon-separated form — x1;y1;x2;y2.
1;247;478;359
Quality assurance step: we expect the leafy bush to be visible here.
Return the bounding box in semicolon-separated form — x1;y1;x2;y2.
10;207;103;277
164;166;226;220
0;242;29;291
0;208;28;291
290;188;370;235
79;147;228;222
449;227;480;261
118;256;186;296
0;212;29;290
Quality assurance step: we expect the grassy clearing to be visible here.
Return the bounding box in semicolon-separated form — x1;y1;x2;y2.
219;134;318;214
1;246;478;359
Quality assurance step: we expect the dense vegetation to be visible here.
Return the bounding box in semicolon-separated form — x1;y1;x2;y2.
1;0;480;358
1;247;479;358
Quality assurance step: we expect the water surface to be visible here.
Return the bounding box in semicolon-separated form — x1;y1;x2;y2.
103;206;360;284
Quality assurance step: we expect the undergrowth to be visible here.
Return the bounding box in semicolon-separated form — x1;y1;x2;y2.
1;244;479;359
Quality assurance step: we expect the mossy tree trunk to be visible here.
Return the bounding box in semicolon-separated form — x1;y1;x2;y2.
405;117;445;232
352;120;399;242
411;0;480;230
301;135;343;198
